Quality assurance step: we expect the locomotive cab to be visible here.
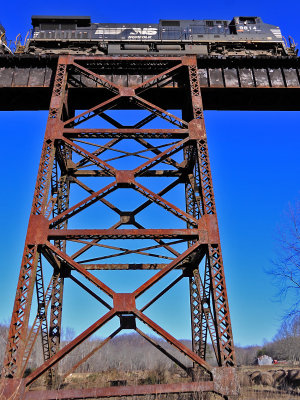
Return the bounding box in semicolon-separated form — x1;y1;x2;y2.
229;16;261;34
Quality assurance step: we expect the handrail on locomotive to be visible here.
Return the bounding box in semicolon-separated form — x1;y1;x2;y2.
0;15;298;57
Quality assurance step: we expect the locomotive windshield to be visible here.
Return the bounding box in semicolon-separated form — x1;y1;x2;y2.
239;17;257;24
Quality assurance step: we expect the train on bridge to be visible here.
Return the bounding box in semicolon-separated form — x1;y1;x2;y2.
0;15;298;57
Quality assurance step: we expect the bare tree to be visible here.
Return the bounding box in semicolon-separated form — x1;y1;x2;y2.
270;200;300;317
263;315;300;362
235;345;260;365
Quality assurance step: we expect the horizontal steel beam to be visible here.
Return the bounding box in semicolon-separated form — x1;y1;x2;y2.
80;263;168;270
0;55;300;111
72;169;182;177
25;381;214;399
64;128;189;139
47;228;200;240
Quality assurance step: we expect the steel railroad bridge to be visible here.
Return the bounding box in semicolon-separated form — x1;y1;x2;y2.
1;55;300;110
0;53;299;400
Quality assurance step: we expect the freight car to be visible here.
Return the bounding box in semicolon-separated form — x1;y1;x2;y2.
23;15;297;56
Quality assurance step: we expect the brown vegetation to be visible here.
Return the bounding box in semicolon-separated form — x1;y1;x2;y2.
0;317;299;399
237;365;300;399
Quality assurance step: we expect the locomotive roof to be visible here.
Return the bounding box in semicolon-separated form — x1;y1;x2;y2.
31;16;91;27
30;15;264;29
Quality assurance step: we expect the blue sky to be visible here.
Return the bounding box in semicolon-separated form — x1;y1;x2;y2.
0;0;299;349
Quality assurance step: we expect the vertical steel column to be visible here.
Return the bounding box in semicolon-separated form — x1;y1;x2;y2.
2;56;69;380
20;263;53;378
48;104;73;386
183;64;211;366
35;256;51;363
184;145;208;362
2;138;54;380
186;58;235;366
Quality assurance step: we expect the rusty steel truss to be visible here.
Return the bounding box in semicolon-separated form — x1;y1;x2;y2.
0;56;239;399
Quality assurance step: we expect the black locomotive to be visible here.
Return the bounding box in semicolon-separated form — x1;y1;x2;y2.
14;15;300;56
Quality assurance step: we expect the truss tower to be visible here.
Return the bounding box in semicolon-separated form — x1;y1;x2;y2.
1;55;238;400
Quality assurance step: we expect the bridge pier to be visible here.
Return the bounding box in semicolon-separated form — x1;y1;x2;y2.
2;55;238;399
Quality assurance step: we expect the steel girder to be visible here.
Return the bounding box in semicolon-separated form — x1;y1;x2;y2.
1;55;300;112
0;55;239;400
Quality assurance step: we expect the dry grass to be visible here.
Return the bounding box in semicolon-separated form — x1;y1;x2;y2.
30;368;191;391
28;364;300;399
238;364;300;400
240;386;300;400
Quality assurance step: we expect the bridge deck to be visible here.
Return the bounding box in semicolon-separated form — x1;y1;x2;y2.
0;55;300;110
